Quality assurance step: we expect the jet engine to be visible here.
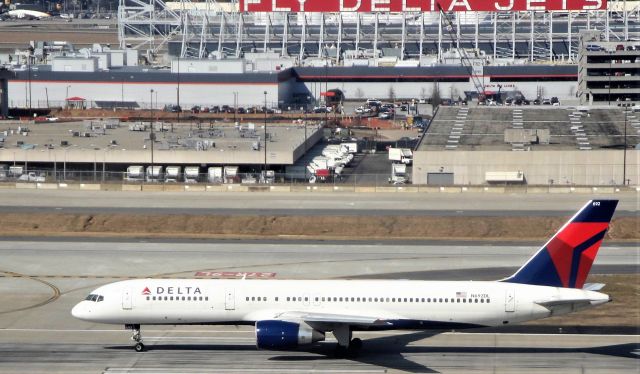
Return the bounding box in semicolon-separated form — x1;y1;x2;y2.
255;320;325;349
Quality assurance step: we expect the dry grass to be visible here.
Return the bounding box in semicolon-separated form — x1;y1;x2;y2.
0;213;637;241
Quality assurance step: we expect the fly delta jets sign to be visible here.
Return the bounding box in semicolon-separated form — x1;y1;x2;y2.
241;0;606;12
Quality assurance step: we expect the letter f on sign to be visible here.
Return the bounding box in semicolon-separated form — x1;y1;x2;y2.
243;0;262;11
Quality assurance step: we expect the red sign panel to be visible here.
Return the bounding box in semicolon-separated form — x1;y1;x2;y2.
241;0;605;12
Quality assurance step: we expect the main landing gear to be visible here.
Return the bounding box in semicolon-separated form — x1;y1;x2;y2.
126;324;145;352
333;326;363;357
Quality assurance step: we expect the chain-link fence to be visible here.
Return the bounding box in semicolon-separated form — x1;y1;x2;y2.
0;168;636;187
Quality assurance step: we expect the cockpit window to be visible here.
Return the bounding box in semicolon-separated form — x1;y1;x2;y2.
85;294;104;302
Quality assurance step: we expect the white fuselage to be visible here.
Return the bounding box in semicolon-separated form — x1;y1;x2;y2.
71;278;608;329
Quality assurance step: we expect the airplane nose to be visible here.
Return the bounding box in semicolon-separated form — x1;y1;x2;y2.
71;302;89;320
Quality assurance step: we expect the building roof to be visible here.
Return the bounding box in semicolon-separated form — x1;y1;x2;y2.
417;106;640;152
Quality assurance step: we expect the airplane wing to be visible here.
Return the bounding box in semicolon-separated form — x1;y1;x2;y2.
274;311;392;326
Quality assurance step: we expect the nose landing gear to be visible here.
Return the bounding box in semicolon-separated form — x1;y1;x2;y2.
126;324;145;352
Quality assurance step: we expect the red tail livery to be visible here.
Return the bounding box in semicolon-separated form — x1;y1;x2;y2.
503;200;618;288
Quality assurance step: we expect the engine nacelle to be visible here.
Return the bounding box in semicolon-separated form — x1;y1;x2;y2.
255;320;325;350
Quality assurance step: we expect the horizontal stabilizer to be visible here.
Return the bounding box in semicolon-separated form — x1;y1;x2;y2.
583;283;606;291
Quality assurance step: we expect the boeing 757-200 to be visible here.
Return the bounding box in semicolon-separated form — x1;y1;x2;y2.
72;200;618;354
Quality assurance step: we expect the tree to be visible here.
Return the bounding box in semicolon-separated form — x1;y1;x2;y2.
420;87;427;99
432;82;441;107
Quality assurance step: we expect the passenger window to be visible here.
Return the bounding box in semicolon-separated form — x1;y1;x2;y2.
304;297;308;302
257;297;261;301
286;297;290;301
403;298;407;302
486;299;490;303
298;297;302;301
445;298;448;303
315;297;319;302
439;298;443;303
152;296;156;301
187;297;191;301
421;298;425;302
275;297;278;302
246;297;249;301
475;299;479;303
182;296;186;301
351;297;355;302
251;297;255;301
146;296;150;301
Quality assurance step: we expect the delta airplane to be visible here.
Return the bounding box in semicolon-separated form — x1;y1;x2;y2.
72;200;618;354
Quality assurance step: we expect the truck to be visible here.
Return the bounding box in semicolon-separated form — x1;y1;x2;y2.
388;147;413;165
207;167;223;184
184;166;200;183
223;166;239;184
0;164;8;180
389;163;408;184
145;166;163;182
164;166;181;183
125;165;144;181
17;172;46;183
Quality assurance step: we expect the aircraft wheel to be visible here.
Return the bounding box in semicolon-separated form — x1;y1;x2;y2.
134;342;145;352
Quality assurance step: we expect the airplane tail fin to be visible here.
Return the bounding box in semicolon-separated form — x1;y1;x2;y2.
502;200;618;289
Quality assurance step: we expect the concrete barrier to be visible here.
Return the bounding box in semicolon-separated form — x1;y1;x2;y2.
290;185;318;192
122;184;142;191
332;185;355;192
395;186;419;193
101;184;122;191
36;183;58;190
141;184;164;192
418;186;442;193
184;185;206;192
483;186;505;193
0;183;14;189
459;186;485;193
354;186;377;193
269;185;291;192
205;185;225;192
549;187;572;194
440;186;462;193
15;183;37;189
163;184;184;192
570;187;593;194
526;186;550;194
376;186;400;193
79;184;101;190
225;184;249;192
592;187;615;194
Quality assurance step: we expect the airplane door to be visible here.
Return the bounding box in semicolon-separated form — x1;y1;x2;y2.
225;289;235;310
122;288;132;310
505;289;515;312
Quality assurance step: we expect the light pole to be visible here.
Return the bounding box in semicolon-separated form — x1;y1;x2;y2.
233;92;238;123
302;105;307;153
65;85;70;108
608;51;613;106
263;91;267;172
621;103;631;185
150;89;155;179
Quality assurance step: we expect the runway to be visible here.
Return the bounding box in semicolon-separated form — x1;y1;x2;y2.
0;239;637;373
0;190;638;216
